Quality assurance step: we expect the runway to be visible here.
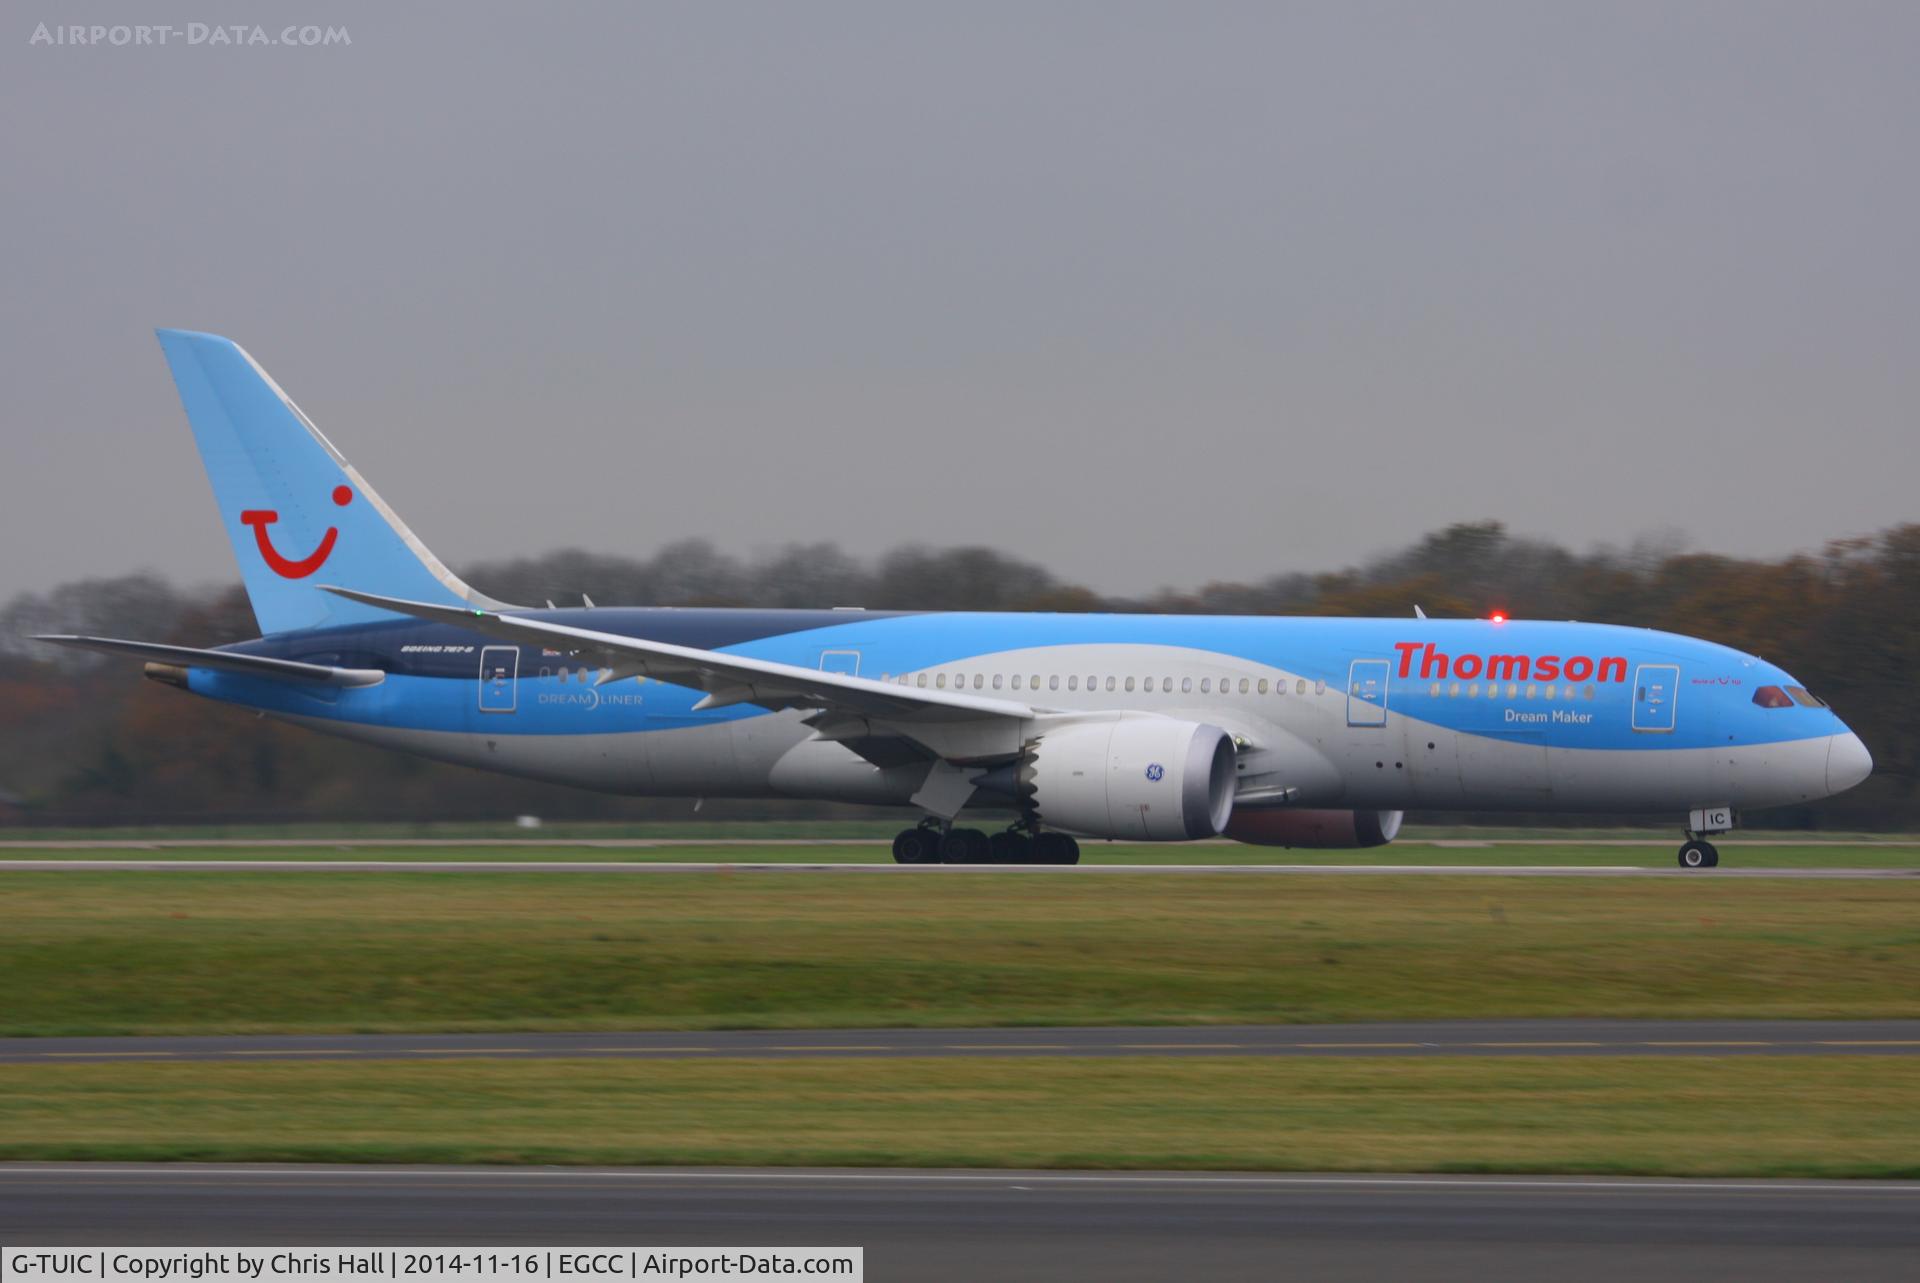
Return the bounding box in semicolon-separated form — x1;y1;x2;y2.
0;859;1913;876
5;1164;1916;1282
5;1020;1919;1063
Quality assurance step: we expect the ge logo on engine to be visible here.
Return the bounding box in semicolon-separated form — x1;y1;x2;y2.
1145;762;1165;782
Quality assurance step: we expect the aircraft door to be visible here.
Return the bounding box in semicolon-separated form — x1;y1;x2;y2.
1632;664;1679;733
478;646;519;713
1347;659;1390;727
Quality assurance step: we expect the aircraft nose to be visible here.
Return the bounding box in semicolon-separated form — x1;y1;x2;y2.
1826;732;1873;796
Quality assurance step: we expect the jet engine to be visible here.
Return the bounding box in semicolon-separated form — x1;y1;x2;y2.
1017;715;1236;841
1224;808;1403;849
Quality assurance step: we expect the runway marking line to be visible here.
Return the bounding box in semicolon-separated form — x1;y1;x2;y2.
38;1051;177;1058
402;1048;535;1055
222;1049;363;1057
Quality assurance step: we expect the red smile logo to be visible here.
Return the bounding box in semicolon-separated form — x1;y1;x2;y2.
241;485;352;579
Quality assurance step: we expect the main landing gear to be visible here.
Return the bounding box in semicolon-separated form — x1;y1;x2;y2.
890;822;1080;865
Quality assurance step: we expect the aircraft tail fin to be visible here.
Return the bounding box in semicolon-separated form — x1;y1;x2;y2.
154;329;506;636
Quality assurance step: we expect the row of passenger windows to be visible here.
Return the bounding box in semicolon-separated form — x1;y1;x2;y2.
883;671;1329;697
1429;680;1597;701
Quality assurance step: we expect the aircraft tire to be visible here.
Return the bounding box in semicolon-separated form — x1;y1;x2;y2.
1033;833;1081;865
990;831;1032;864
1678;839;1717;870
943;828;992;864
893;828;940;865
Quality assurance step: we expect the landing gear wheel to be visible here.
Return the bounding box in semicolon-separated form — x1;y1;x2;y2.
942;828;991;864
1032;833;1081;865
989;830;1033;864
1678;839;1719;870
892;828;941;865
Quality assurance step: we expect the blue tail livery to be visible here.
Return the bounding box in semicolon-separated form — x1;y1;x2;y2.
153;329;506;635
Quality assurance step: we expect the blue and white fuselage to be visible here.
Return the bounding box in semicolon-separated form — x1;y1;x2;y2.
41;331;1872;865
207;609;1865;816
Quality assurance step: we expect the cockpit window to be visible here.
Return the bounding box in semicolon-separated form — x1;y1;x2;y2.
1786;685;1826;708
1752;685;1794;709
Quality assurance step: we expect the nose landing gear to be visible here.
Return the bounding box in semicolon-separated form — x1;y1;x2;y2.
1678;839;1719;869
1677;806;1733;869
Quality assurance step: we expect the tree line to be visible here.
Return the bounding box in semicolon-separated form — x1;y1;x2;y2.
2;521;1913;829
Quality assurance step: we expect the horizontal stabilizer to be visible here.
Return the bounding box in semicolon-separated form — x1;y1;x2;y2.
34;635;386;687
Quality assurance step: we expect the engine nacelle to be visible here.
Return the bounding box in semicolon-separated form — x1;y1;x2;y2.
1021;716;1236;841
1224;808;1404;849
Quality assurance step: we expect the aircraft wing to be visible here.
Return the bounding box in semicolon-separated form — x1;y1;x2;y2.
320;587;1039;723
34;635;387;687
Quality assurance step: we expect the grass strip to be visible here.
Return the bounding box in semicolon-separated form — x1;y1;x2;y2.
0;1056;1913;1178
0;873;1914;1035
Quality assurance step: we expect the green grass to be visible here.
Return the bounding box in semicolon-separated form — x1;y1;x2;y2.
0;872;1915;1036
1;1056;1914;1177
3;839;1918;866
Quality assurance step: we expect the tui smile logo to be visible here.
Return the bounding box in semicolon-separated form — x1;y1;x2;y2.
241;485;352;578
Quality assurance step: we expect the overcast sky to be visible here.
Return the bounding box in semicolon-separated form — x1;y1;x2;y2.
2;1;1915;603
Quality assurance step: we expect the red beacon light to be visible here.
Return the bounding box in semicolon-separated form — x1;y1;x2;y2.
1489;611;1508;624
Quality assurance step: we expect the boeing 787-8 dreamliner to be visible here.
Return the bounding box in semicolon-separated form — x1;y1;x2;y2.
39;331;1873;867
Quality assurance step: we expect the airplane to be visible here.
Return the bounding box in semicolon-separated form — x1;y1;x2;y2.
38;330;1873;869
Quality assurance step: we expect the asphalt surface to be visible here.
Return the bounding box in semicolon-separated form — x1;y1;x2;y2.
1;859;1913;876
5;1164;1917;1282
5;1020;1919;1063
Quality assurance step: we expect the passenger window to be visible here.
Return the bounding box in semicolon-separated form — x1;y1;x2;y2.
973;674;984;689
1507;683;1519;699
1544;684;1557;700
1448;682;1460;697
936;673;948;689
1430;682;1441;697
539;668;550;679
992;674;1003;690
1161;677;1173;693
1011;675;1023;690
1468;684;1480;698
1182;676;1194;693
916;674;928;688
1124;677;1136;692
1033;675;1042;690
1200;678;1211;694
1585;683;1596;700
1297;680;1308;695
1753;685;1794;709
1238;678;1249;694
1525;683;1537;699
1257;679;1269;694
1049;675;1060;691
1068;676;1078;691
1105;676;1115;692
1314;680;1326;695
1786;686;1824;707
